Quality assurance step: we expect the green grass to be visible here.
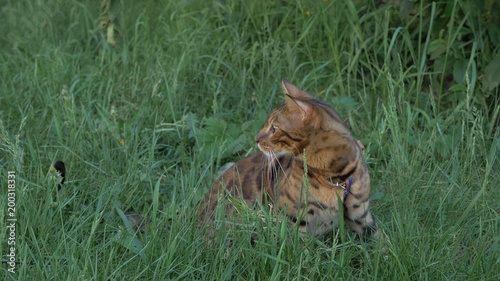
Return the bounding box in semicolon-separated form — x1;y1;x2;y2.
1;0;499;280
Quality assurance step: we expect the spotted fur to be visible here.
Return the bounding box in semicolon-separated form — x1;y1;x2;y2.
198;79;379;239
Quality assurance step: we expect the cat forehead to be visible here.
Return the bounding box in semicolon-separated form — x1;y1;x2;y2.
268;103;289;118
267;109;281;123
267;104;301;126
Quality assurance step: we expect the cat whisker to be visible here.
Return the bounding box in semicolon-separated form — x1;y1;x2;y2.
259;152;273;182
271;150;292;187
259;153;278;201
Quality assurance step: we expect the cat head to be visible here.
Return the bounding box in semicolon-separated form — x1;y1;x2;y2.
255;79;349;157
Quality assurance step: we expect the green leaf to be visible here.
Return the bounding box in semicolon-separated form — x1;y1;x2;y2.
113;206;145;258
370;191;384;201
111;230;145;258
482;56;500;92
332;96;358;113
453;59;467;83
448;83;467;93
428;39;447;60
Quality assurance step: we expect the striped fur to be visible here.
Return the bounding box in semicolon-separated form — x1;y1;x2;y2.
198;79;379;239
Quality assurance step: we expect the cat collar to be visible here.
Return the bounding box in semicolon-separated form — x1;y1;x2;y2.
342;177;353;201
329;177;352;201
312;171;353;201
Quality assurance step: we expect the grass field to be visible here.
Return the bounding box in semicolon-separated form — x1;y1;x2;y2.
1;0;499;280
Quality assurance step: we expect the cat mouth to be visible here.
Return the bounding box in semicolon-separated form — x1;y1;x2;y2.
257;143;270;154
258;144;287;158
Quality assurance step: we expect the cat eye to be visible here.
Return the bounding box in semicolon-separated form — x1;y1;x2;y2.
270;125;278;133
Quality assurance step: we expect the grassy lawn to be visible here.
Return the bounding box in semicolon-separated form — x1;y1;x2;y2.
1;0;499;280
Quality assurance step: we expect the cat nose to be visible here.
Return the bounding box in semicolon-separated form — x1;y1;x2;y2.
255;130;264;143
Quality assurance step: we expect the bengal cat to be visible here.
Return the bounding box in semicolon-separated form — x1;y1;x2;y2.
197;79;380;240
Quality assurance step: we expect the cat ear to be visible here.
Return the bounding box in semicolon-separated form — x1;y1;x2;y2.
282;79;320;128
281;79;313;99
282;78;313;114
284;95;312;117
